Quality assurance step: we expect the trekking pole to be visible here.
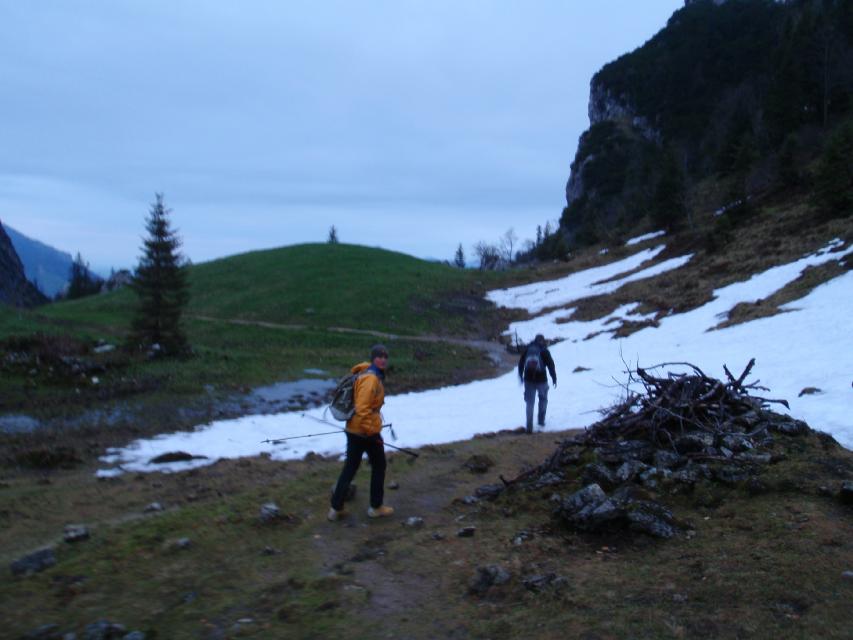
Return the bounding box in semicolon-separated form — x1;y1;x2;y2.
299;412;420;458
262;430;342;444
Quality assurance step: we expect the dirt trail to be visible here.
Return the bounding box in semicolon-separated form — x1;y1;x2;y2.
309;430;565;638
190;314;518;368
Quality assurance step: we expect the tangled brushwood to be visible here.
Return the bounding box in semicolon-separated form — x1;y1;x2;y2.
494;359;837;539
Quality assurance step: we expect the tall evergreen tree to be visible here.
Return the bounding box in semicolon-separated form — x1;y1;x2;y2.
129;194;190;355
453;243;465;268
327;225;339;244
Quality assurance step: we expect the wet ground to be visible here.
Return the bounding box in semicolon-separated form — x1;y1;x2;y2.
0;371;338;435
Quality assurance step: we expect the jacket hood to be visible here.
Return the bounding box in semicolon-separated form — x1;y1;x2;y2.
351;362;371;374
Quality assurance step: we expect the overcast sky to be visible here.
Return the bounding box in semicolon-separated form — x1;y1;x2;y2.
0;2;682;273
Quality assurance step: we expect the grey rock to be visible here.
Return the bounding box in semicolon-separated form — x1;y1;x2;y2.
83;620;127;640
560;484;607;518
715;466;750;485
64;524;90;543
719;434;752;452
461;495;479;505
522;572;568;592
404;517;425;528
259;502;280;523
736;452;772;465
388;481;400;490
464;455;494;473
616;460;647;483
638;467;671;490
626;502;678;539
533;471;564;489
842;571;853;581
594;439;654;464
10;547;56;576
457;526;476;537
675;433;713;454
769;419;809;436
582;463;617;490
122;633;146;640
512;530;533;546
143;502;164;513
474;483;504;501
469;564;511;595
653;450;682;469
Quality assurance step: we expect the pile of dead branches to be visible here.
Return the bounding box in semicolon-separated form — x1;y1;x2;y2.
584;358;791;450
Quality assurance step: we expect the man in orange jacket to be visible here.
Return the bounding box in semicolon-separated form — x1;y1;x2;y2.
328;344;395;521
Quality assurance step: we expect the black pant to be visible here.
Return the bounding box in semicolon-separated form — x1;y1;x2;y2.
331;432;386;510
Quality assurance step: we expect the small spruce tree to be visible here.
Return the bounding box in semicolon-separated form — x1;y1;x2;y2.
327;225;339;244
67;252;100;299
453;243;465;268
129;194;190;356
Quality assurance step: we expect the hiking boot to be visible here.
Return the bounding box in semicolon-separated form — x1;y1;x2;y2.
367;505;395;518
327;507;346;522
526;423;533;434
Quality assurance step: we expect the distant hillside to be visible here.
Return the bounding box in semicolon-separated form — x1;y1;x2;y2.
558;0;853;248
0;222;46;308
4;224;92;298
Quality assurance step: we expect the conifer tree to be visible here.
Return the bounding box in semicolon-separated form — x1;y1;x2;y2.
327;225;339;244
129;194;190;355
67;252;100;299
453;243;465;268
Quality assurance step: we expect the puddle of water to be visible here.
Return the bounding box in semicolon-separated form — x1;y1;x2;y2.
0;414;41;434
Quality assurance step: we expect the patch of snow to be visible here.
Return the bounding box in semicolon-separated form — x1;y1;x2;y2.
97;241;853;475
626;230;666;246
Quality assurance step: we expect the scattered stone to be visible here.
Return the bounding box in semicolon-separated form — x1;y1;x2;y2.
714;466;750;485
388;481;400;490
431;532;446;541
842;571;853;581
64;524;90;543
616;460;647;483
469;565;511;595
522;573;568;592
404;517;425;528
164;537;192;552
464;455;495;474
82;620;127;640
474;483;504;501
461;495;479;505
11;547;57;576
533;471;564;488
512;530;533;546
581;463;617;490
457;526;477;538
259;502;281;523
653;450;682;469
150;451;207;464
769;419;809;436
143;502;164;513
261;546;281;556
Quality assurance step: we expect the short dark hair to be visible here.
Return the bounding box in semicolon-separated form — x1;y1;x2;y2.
370;344;389;359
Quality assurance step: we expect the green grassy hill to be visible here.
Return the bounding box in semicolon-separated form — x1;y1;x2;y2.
0;243;516;426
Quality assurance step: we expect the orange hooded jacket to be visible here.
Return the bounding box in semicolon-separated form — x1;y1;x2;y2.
346;362;385;437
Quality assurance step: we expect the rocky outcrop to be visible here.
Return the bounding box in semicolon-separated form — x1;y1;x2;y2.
0;221;46;308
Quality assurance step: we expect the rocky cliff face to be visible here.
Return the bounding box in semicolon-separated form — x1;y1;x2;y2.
0;221;46;308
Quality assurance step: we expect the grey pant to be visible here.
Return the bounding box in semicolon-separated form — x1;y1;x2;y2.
523;381;549;432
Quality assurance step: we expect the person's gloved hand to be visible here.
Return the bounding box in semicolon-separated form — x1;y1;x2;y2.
552;378;557;388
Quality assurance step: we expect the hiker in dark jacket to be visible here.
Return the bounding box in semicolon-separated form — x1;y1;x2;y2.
328;344;395;521
517;334;557;433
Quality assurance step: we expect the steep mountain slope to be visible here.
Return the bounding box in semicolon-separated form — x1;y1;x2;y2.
4;225;75;298
558;0;853;247
0;222;46;308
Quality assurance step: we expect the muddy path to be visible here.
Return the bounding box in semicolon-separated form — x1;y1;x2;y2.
191;314;519;369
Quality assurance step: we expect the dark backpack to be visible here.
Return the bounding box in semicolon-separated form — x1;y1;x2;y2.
327;370;370;421
522;344;544;380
